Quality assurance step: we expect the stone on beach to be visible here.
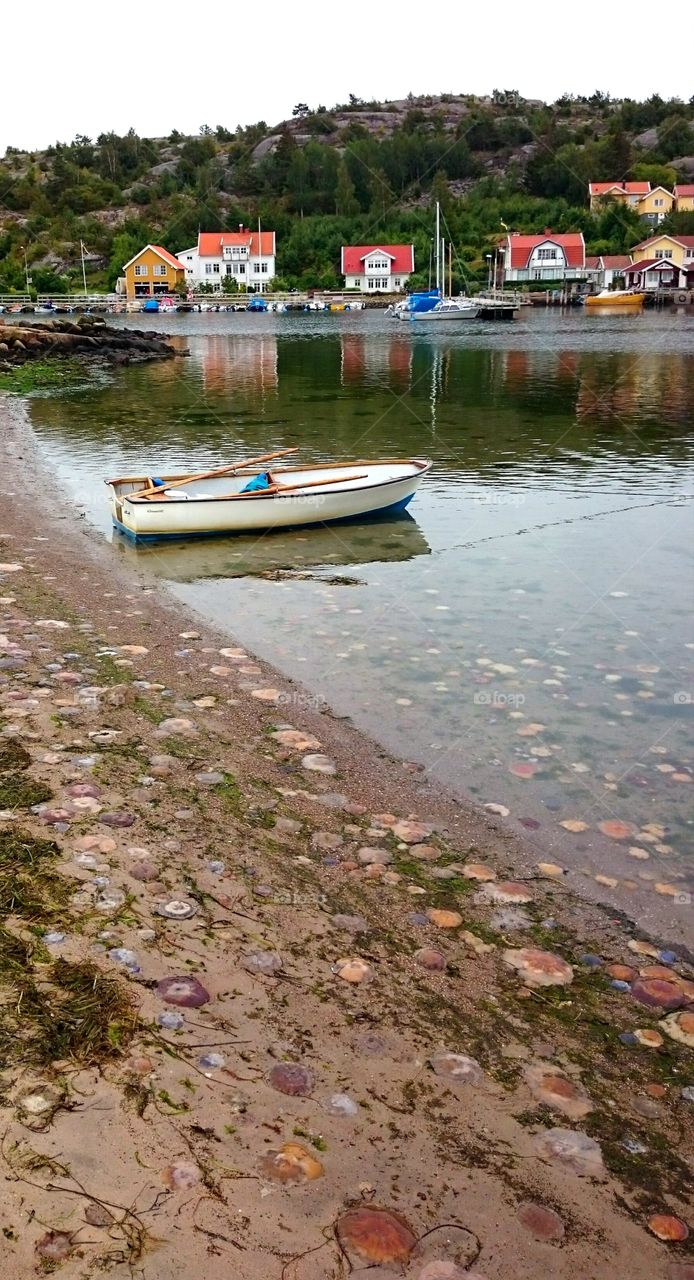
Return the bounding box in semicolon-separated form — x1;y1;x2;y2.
302;753;337;775
260;1141;323;1183
158;717;198;736
336;1206;417;1266
534;1127;605;1177
660;1011;694;1048
524;1064;592;1118
504;947;574;987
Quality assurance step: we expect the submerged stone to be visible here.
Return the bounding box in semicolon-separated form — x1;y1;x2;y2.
156;976;210;1007
268;1062;315;1096
524;1064;592;1118
504;947;573;988
517;1201;565;1241
430;1052;483;1085
336;1206;417;1265
260;1141;323;1183
631;978;684;1011
534;1127;605;1178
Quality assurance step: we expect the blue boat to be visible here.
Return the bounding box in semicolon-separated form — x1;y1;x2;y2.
247;297;268;312
142;298;160;312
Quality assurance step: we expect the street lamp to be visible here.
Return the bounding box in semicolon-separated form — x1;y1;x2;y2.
486;254;492;291
20;245;31;295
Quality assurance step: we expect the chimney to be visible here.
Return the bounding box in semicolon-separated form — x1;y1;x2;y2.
544;226;552;235
239;223;243;232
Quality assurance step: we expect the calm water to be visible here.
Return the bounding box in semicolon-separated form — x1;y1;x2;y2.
26;308;694;934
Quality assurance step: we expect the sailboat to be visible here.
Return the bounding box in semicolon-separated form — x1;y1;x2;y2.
396;203;479;322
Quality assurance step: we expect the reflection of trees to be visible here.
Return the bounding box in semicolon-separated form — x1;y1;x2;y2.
576;352;692;429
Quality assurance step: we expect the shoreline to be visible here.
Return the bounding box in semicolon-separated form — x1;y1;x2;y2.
0;390;692;1278
7;390;691;950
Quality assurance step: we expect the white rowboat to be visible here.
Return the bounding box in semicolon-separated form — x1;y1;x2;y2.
107;459;431;543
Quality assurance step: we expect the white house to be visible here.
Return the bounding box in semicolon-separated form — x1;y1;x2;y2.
341;244;414;292
177;228;276;292
500;232;586;282
584;254;633;289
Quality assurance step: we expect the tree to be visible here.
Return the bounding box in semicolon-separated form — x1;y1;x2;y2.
657;115;693;160
335;161;359;216
292;104;310;118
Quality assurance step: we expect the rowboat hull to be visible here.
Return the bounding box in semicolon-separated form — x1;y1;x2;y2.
107;459;430;543
585;291;645;307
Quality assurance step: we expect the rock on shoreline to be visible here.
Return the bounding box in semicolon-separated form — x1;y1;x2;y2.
0;316;183;368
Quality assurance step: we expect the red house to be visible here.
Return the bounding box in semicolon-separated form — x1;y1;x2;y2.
500;232;586;282
341;244;414;292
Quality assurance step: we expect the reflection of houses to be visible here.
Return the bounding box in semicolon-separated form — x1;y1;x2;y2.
341;245;414;292
576;352;692;425
623;234;694;291
196;335;278;397
122;245;185;300
500;232;587;283
177;228;276;293
340;334;412;386
584;254;632;288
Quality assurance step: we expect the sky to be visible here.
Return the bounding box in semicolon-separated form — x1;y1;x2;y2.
2;0;692;156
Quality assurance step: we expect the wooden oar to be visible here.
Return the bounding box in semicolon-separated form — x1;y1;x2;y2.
131;448;298;501
216;473;368;501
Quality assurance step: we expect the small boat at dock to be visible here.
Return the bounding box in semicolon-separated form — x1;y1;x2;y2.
107;454;430;543
585;289;645;307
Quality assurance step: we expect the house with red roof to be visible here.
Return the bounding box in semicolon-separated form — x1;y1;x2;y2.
500;232;586;283
122;244;185;300
588;181;650;212
341;245;414;292
624;232;694;291
584;254;633;289
177;227;276;293
674;184;694;212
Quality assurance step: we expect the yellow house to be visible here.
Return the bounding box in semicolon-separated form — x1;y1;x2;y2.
674;184;694;211
635;186;674;222
630;233;694;267
122;244;185;301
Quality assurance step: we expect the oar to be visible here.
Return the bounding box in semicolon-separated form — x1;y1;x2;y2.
216;473;368;500
131;448;298;501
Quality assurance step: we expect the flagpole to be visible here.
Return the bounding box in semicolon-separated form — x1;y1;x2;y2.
80;241;88;298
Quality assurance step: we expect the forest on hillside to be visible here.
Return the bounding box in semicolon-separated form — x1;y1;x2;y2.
1;90;694;294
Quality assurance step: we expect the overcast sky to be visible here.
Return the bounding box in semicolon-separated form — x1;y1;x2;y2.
2;0;692;156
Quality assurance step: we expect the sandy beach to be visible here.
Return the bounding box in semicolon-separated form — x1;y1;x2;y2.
0;392;692;1280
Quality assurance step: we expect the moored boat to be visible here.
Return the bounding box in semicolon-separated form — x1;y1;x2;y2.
107;457;430;543
585;289;645;307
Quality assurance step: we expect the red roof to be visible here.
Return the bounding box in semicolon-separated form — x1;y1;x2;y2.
197;230;275;257
585;256;599;268
674;185;694;197
341;245;415;275
626;258;682;272
589;181;650;195
122;243;184;272
632;234;694;250
505;233;585;269
600;255;632;268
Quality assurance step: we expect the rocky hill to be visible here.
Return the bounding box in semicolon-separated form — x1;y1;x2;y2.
1;90;693;292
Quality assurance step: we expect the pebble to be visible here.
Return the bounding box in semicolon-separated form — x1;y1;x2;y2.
302;753;337;775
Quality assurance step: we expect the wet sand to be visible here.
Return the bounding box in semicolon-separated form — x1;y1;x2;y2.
0;394;692;1279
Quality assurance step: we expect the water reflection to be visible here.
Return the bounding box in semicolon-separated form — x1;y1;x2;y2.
112;512;430;582
26;309;694;935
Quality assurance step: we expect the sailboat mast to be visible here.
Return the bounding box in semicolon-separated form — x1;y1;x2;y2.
435;202;440;294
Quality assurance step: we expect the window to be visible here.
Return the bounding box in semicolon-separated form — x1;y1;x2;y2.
654;198;663;207
686;248;694;258
153;264;167;276
134;264;147;276
368;258;389;271
212;263;220;273
367;278;376;289
393;278;401;287
537;248;557;260
253;263;260;273
238;264;245;274
205;263;213;275
261;262;268;273
225;264;233;275
655;249;673;259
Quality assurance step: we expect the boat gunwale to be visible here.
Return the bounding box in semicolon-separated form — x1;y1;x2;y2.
115;467;430;508
106;458;431;502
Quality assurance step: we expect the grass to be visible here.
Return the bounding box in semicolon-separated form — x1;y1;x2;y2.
0;357;85;394
0;775;52;810
212;771;245;817
0;828;71;923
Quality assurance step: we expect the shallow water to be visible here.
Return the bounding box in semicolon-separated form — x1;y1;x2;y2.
26;307;694;932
